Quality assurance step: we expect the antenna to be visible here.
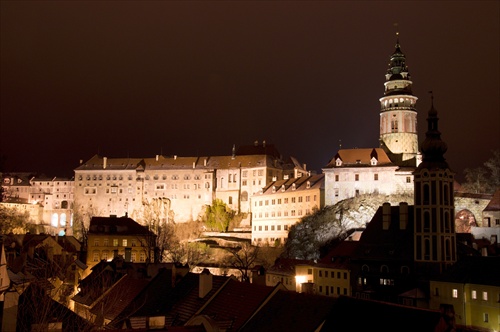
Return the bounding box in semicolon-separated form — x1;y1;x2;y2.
339;139;342;149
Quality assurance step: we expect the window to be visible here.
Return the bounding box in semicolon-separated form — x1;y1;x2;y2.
483;313;488;323
406;176;411;183
319;270;322;277
335;188;339;197
113;239;118;247
94;239;99;246
335;174;339;182
374;174;378;181
471;290;477;299
452;289;458;298
93;251;100;262
140;252;146;262
307;269;312;275
131;252;136;262
122;239;128;246
482;291;488;301
355;174;359;181
131;240;136;247
103;239;109;246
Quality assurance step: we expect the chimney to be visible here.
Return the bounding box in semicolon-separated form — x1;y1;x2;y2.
232;144;236;159
303;163;307;171
193;161;196;168
204;158;207;166
399;202;408;230
156;155;159;161
174;155;177;160
382;202;391;230
199;268;213;298
481;247;488;257
103;157;107;169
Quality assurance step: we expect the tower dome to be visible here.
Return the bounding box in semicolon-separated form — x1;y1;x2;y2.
379;33;419;164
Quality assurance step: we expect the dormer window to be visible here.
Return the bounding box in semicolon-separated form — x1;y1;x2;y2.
335;158;342;167
371;157;378;166
306;181;311;189
272;186;276;193
292;183;296;190
281;185;285;192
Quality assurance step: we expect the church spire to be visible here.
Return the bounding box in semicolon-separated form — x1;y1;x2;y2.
419;93;449;170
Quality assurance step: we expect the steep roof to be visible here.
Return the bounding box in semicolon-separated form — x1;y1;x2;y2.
484;188;500;211
431;256;500;286
74;154;143;171
88;216;153;236
324;148;393;168
89;274;150;322
197;279;283;331
165;272;231;325
240;290;337;332
320;296;443;332
259;173;324;195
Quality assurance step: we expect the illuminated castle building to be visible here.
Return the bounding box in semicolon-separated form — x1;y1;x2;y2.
323;35;420;206
73;142;305;223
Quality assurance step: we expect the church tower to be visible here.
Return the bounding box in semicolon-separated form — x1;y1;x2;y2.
379;33;419;164
413;96;456;275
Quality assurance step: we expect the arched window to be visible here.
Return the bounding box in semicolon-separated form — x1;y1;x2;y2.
424;211;430;231
444;211;450;232
444;184;449;204
423;184;430;204
424;238;431;260
380;265;389;273
51;213;58;227
400;266;410;275
362;265;370;273
60;213;67;227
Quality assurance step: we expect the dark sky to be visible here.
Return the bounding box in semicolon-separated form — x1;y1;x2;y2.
1;1;499;181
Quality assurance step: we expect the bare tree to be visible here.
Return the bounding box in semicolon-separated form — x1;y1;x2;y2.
223;243;260;283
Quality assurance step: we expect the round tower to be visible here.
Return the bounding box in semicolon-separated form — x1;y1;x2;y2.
379;33;419;163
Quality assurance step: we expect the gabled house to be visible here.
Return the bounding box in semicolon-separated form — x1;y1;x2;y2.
429;256;500;331
187;279;286;331
86;215;156;272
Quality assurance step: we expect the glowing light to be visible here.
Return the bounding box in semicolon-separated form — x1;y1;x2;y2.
295;275;307;284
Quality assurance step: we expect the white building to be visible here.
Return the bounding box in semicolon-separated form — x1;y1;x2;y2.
73;142;303;224
251;174;324;246
323;36;420;206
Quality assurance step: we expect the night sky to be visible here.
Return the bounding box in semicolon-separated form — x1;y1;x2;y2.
1;1;498;181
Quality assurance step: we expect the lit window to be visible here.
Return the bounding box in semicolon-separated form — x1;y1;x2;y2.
452;289;458;298
482;291;488;301
113;239;118;247
123;239;127;247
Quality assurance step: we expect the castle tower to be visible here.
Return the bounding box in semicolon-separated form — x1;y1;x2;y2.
379;33;419;164
413;96;456;275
